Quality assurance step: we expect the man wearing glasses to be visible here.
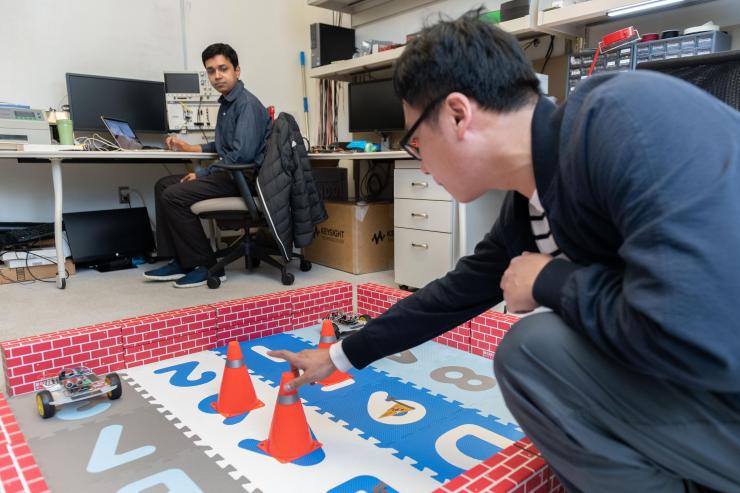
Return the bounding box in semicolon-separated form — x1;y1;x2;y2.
271;9;740;492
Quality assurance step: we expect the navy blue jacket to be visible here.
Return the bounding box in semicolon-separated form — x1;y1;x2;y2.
342;72;740;393
198;80;271;176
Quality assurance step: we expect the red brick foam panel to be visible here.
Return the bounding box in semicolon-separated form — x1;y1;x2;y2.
124;329;220;368
0;392;50;493
119;305;216;349
0;283;355;395
290;281;353;329
434;438;563;493
210;292;293;347
119;305;219;368
356;283;471;352
469;311;521;360
1;322;124;397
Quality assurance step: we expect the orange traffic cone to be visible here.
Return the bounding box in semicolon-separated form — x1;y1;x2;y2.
258;371;322;463
212;341;264;417
317;320;352;386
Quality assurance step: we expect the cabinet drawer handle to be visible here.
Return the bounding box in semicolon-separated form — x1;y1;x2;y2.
411;242;429;249
411;212;429;218
411;181;428;188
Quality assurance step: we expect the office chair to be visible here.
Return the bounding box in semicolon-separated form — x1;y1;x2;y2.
190;161;312;288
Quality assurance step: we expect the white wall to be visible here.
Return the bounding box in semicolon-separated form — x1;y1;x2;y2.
0;0;182;110
0;0;334;223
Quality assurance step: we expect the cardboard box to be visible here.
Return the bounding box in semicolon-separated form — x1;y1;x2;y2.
304;201;393;274
0;259;75;285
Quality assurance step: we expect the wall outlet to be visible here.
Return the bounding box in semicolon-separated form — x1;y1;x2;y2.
118;186;130;204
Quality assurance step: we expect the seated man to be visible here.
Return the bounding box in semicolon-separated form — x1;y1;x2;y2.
144;43;271;288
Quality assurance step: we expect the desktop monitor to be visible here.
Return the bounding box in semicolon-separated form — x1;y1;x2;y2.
63;208;155;267
66;73;167;132
164;72;200;94
348;79;405;133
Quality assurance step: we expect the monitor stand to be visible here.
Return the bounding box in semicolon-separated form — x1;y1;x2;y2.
95;257;135;272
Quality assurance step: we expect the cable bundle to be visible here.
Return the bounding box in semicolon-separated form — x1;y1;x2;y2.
74;134;123;151
318;79;342;147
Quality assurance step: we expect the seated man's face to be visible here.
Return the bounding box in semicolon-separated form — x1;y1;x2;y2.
204;54;240;95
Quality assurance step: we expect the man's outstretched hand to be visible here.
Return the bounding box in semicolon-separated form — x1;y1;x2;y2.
267;348;337;391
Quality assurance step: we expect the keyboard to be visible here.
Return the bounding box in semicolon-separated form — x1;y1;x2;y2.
0;223;54;248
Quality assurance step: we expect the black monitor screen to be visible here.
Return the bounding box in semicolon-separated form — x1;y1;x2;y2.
349;79;405;133
164;72;200;94
66;73;167;132
63;207;155;263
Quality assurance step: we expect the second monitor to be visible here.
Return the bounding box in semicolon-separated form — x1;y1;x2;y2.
348;79;405;134
66;73;167;132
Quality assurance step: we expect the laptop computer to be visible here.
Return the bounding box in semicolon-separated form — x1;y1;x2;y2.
100;116;164;151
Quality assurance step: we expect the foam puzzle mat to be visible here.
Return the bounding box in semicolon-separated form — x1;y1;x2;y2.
7;323;523;493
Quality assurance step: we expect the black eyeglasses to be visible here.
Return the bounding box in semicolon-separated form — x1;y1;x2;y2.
399;94;448;160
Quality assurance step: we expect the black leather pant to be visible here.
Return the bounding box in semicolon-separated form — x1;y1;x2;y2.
495;312;740;493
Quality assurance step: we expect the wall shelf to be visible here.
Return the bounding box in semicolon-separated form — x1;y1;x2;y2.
309;17;544;80
537;0;715;38
309;46;404;81
500;15;541;37
308;0;735;81
307;0;440;27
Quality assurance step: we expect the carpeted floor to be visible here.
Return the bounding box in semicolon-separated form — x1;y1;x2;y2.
0;260;395;343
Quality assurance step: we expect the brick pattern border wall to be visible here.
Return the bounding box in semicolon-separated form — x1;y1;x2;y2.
1;322;124;397
0;392;49;493
356;283;472;351
1;282;351;397
433;438;563;493
1;280;563;493
469;311;522;360
210;292;293;347
120;305;218;368
291;281;353;329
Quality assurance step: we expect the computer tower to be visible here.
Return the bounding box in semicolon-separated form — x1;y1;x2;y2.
310;23;355;68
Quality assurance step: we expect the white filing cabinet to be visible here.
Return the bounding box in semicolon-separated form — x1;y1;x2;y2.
393;160;506;289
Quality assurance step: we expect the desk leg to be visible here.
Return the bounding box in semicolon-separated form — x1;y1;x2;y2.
51;158;66;289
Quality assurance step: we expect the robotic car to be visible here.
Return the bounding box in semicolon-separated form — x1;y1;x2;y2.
324;310;372;340
35;366;122;419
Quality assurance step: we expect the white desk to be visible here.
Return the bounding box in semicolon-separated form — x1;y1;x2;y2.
0;150;217;289
307;151;409;160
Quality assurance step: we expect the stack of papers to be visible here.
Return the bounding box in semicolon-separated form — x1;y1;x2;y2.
0;141;22;151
